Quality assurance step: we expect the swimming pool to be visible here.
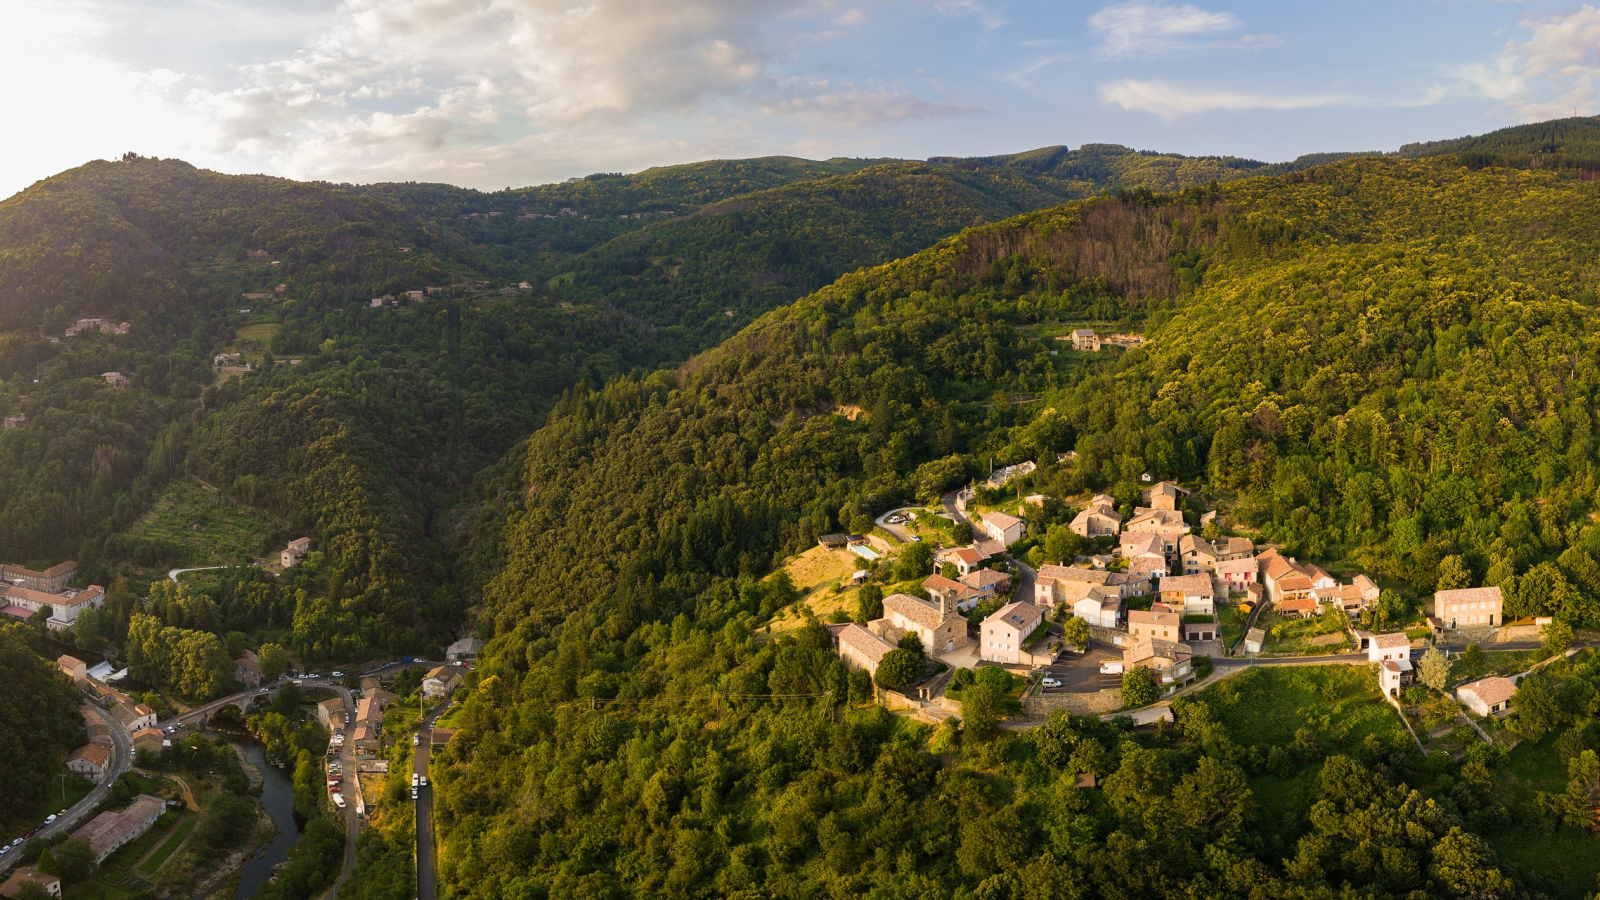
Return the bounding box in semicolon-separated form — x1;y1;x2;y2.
850;544;880;560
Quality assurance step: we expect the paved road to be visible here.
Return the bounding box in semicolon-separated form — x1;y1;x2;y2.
0;705;131;869
415;700;451;900
941;490;971;527
166;565;246;582
872;508;921;544
1012;558;1037;607
325;685;361;897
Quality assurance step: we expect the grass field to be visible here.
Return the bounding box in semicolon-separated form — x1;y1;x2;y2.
234;322;280;351
1218;604;1248;649
1199;665;1402;751
139;814;195;873
125;477;279;567
1449;647;1549;683
1259;609;1352;655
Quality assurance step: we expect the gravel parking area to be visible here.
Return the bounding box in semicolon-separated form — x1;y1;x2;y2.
1042;641;1124;694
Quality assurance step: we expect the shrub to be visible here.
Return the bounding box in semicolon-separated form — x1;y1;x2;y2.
874;650;923;690
975;666;1013;692
1121;667;1158;707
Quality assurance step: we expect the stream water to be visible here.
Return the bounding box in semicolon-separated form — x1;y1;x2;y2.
233;743;300;899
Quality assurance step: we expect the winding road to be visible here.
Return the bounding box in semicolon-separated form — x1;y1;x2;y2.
0;704;131;868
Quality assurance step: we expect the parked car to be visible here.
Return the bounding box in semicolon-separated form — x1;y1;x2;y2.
332;671;343;678
419;776;428;787
1099;661;1124;675
412;735;419;746
1040;676;1061;688
411;788;418;801
44;815;55;825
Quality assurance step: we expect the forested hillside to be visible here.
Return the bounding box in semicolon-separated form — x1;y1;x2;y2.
0;142;1258;661
0;623;85;826
428;149;1600;899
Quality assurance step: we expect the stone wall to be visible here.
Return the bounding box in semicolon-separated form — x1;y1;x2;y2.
1023;688;1121;719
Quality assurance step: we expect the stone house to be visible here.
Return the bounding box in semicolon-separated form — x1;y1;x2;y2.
281;537;312;568
959;568;1011;601
1070;495;1123;537
1070;328;1100;351
236;650;263;687
829;623;896;676
923;574;977;611
1123;638;1193;689
1457;676;1517;716
1143;481;1189;511
1214;556;1259;590
75;794;167;863
423;665;459;698
59;654;87;682
1158;573;1216;616
875;593;968;656
447;637;484;663
1128;609;1181;643
980;601;1043;666
1434;586;1503;629
66;742;110;779
980;511;1027;547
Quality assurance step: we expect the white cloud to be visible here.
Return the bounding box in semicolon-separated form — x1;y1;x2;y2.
1467;6;1600;118
1088;1;1239;58
766;84;981;126
1099;79;1341;118
0;0;987;197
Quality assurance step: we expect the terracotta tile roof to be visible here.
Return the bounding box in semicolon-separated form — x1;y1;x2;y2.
1128;609;1180;628
1435;586;1504;606
1039;565;1112;584
1214;557;1258;575
1159;574;1214;595
960;568;1009;589
1278;597;1319;613
983;601;1042;633
922;574;968;593
1120;531;1165;552
884;593;947;632
1124;637;1191;666
1458;676;1517;708
836;624;894;666
68;743;110;767
983;511;1023;531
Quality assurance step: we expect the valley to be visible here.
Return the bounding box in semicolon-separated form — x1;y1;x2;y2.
3;120;1600;900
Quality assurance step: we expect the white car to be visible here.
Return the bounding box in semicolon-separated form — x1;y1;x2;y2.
412;735;419;746
43;815;55;825
332;671;343;678
419;776;428;787
1099;661;1124;675
1040;676;1061;688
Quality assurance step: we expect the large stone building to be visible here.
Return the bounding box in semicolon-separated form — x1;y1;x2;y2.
1;583;105;632
829;623;896;676
74;794;167;863
2;561;76;592
1434;586;1503;630
875;593;968;656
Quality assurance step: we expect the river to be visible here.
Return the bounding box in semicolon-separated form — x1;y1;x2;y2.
234;743;301;899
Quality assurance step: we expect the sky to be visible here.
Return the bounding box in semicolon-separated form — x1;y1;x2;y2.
2;0;1598;200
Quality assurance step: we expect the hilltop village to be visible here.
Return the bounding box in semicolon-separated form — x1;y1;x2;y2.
808;470;1544;734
